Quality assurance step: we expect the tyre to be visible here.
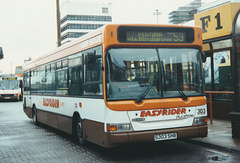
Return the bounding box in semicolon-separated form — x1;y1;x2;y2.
32;106;38;125
73;115;86;145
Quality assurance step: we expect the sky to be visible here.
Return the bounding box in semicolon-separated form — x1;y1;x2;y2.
0;0;215;74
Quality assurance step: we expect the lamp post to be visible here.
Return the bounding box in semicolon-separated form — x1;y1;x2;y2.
0;47;3;59
56;0;61;47
153;9;161;24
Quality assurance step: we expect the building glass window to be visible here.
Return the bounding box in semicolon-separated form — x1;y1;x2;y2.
213;51;231;91
102;7;108;13
204;50;232;101
61;24;104;33
61;15;112;24
204;57;212;91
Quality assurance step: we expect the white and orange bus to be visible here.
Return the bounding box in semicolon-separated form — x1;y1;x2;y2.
0;76;23;101
23;24;207;148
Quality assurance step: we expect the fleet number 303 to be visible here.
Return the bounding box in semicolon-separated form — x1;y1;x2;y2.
197;108;206;115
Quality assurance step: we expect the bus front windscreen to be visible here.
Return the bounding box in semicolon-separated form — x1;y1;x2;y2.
0;79;18;90
106;48;204;101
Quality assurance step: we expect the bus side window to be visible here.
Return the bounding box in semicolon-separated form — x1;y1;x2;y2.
83;49;103;95
23;72;29;92
69;57;83;96
45;63;56;93
56;60;68;95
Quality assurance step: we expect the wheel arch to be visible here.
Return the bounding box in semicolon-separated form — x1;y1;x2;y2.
32;103;38;125
32;103;36;109
72;111;80;135
31;103;36;118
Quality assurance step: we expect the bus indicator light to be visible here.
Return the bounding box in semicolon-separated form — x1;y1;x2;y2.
204;117;208;123
107;124;131;132
107;125;117;131
193;117;207;125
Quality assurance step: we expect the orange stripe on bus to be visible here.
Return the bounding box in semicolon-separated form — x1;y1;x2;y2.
105;96;206;111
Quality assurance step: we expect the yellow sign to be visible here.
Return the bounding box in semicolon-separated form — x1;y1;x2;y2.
2;77;17;80
195;3;240;40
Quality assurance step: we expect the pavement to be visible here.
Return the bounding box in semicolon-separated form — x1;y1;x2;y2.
188;118;240;155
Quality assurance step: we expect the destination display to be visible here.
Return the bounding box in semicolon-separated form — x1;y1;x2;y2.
117;26;194;43
126;31;186;43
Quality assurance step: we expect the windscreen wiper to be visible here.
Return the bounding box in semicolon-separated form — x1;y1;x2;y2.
12;85;18;90
136;80;156;104
165;76;188;101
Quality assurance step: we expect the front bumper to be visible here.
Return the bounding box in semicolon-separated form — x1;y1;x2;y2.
103;125;208;148
0;95;19;100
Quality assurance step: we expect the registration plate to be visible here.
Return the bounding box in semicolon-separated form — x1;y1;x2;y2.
154;132;177;141
5;97;10;99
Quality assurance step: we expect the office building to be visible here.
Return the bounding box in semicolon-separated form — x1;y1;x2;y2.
168;0;202;24
60;1;112;44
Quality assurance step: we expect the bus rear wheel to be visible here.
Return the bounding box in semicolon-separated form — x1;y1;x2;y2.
73;116;86;146
32;106;38;125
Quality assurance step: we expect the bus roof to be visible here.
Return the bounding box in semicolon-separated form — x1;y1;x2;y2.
23;24;202;72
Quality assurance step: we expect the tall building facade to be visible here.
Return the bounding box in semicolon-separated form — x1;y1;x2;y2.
168;0;202;24
60;1;112;44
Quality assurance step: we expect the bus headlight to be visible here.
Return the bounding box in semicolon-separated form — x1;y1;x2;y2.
193;117;208;126
107;123;132;132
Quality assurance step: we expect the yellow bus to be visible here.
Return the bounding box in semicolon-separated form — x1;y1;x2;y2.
23;24;207;148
